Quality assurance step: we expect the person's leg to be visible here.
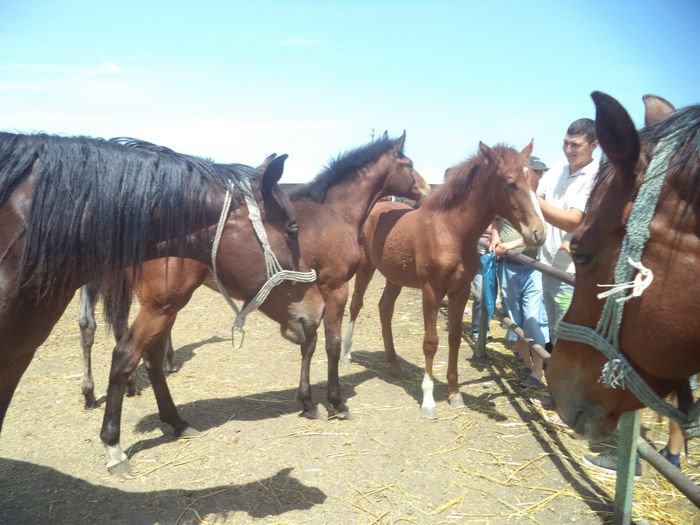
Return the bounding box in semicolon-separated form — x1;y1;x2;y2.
521;269;548;381
470;270;483;337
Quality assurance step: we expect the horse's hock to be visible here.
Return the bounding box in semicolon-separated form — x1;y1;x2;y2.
1;276;697;524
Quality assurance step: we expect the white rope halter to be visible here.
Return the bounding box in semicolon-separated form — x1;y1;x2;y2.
210;178;317;349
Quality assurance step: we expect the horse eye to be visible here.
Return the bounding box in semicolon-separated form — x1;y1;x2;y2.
571;251;592;267
287;223;299;238
507;180;518;189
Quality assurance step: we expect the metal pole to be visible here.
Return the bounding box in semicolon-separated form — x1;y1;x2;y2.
637;441;700;508
614;411;640;525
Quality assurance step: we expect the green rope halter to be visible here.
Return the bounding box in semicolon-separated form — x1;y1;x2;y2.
556;130;700;438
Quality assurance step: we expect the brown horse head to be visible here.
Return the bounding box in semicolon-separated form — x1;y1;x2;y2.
381;131;431;203
547;92;700;441
214;154;324;345
477;140;545;247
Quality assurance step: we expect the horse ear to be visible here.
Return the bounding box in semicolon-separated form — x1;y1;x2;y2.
479;141;495;164
256;153;277;171
591;91;640;178
643;94;675;126
261;153;288;194
382;130;389;140
393;130;406;152
520;139;534;158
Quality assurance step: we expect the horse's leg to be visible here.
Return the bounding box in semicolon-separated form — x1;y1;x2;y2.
164;333;177;373
297;329;319;419
100;308;192;474
78;284;99;409
420;287;441;419
100;327;148;474
141;324;197;437
342;251;376;364
378;280;403;375
322;284;350;419
446;288;469;408
109;308;139;398
0;352;36;433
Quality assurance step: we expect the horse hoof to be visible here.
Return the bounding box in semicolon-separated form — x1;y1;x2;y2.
178;426;200;438
83;395;98;410
107;458;132;475
340;356;353;367
449;394;465;409
300;405;319;419
330;405;351;420
421;406;438;420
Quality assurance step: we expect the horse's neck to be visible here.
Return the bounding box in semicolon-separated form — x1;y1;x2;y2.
323;165;393;230
424;187;495;253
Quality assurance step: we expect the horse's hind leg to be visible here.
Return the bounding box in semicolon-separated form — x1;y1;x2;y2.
446;288;470;408
78;284;99;409
100;329;147;474
142;328;196;437
342;252;376;364
419;286;440;419
378;280;403;375
164;333;177;373
100;309;191;474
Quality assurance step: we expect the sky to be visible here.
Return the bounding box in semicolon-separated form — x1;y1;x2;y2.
1;0;699;183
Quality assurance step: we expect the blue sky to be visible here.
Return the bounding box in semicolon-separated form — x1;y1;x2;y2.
1;0;698;182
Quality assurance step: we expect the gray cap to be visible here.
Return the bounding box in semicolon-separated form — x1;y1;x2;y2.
529;155;549;172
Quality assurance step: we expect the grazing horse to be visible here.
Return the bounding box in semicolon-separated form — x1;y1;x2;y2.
547;92;700;441
0;133;324;471
77;132;429;429
345;142;546;418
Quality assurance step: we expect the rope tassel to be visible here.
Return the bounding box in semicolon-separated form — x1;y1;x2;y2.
596;258;654;303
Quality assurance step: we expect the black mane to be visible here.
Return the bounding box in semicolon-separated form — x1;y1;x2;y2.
289;135;401;202
591;104;700;213
640;104;700;209
0;133;257;309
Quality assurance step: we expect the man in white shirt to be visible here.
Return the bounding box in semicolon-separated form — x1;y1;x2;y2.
537;118;599;346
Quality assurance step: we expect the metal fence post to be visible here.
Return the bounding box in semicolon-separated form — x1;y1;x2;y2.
614;411;640;524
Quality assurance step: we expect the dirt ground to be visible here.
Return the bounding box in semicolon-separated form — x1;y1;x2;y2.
1;276;697;525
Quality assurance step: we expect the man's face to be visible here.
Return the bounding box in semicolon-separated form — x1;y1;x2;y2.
562;133;597;168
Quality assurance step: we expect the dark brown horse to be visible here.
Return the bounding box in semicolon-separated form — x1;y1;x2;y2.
547;92;700;441
345;142;545;418
78;132;429;434
0;134;324;471
290;131;430;418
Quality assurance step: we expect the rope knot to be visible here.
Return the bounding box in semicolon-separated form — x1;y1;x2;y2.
598;358;630;389
596;258;654;303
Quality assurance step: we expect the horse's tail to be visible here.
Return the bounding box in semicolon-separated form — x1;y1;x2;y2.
100;271;134;338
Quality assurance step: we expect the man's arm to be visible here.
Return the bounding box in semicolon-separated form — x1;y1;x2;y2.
537;197;584;232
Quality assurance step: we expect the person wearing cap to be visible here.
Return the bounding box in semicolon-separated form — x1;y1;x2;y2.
489;156;550;387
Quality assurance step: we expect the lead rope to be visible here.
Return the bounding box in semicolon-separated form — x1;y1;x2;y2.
556;130;700;438
210;178;317;350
